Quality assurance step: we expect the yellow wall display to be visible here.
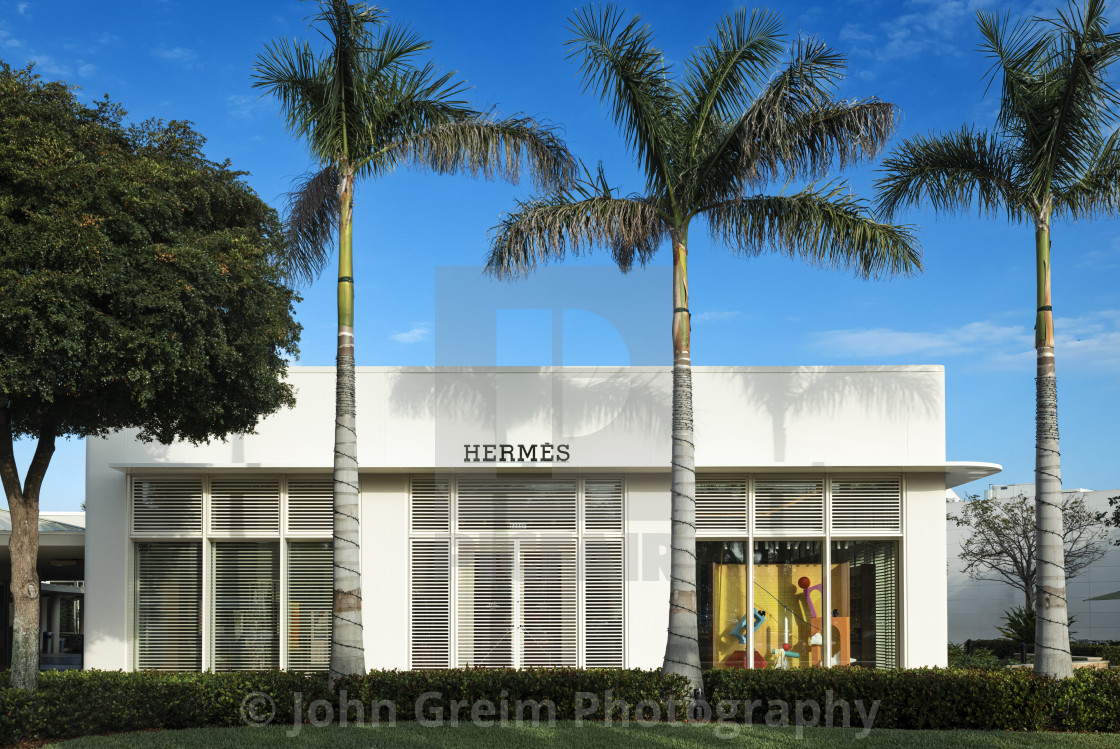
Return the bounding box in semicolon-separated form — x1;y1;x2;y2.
711;562;850;669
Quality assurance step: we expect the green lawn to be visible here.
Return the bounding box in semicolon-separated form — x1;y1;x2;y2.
46;724;1120;748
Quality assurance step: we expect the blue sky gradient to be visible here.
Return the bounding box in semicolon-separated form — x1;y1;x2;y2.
4;0;1118;509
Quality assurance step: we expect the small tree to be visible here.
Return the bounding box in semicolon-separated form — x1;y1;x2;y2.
1106;496;1120;545
950;493;1109;613
0;63;301;690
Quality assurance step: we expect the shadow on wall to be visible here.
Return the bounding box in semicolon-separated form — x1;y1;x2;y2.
728;368;942;463
387;368;667;451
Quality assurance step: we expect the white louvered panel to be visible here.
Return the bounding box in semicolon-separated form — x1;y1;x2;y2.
874;543;899;668
696;478;748;532
456;540;514;668
754;477;824;532
456;479;577;532
135;542;201;671
584;479;623;533
287;542;332;671
410;539;450;669
520;540;578;668
286;478;332;536
830;477;901;532
210;479;279;535
411;478;451;533
212;542;279;671
132;479;202;535
583;539;624;668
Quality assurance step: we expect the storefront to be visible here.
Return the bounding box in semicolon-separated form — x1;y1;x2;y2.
83;366;999;672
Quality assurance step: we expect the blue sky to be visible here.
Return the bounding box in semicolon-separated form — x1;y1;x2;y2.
5;0;1119;510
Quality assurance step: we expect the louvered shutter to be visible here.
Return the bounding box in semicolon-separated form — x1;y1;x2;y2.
696;478;748;532
410;539;450;669
210;479;279;535
132;479;202;535
456;540;514;668
583;538;624;667
754;477;824;532
584;479;623;532
873;543;899;668
135;542;201;671
457;479;577;532
520;540;578;667
411;478;451;533
830;477;901;532
212;542;279;671
287;478;332;536
287;542;332;671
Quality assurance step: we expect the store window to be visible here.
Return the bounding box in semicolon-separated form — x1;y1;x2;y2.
212;542;279;671
830;540;899;668
753;540;823;670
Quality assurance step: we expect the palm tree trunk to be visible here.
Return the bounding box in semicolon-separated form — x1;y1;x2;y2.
331;168;365;679
0;399;54;692
1032;213;1072;679
662;228;703;703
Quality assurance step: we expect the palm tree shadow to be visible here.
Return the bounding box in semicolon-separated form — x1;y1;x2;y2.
387;368;669;467
719;368;942;463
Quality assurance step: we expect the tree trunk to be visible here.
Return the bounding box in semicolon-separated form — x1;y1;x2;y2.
1032;214;1072;679
0;398;55;691
662;228;703;703
331;169;365;679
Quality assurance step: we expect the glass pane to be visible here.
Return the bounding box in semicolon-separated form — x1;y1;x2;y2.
830;540;899;668
288;542;332;671
136;542;201;671
212;542;279;671
753;540;823;670
698;541;747;670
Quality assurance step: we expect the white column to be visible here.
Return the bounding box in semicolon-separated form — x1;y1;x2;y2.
48;596;62;654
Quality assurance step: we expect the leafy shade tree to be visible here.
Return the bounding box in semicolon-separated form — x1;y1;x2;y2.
253;0;574;678
0;63;301;691
486;7;920;695
950;493;1108;613
875;0;1120;678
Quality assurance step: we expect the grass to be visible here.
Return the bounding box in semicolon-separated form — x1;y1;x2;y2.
45;724;1120;748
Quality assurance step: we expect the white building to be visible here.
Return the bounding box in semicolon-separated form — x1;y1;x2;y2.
84;365;998;672
947;483;1120;643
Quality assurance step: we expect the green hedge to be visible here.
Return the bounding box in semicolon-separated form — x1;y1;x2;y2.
704;667;1120;732
1;666;1118;745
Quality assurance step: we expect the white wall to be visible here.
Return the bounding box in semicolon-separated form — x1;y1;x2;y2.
904;473;949;667
90;365;946;471
947;489;1120;643
624;473;671;669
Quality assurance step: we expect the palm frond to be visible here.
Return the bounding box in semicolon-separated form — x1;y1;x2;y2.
707;184;921;280
281;166;339;286
875;127;1027;220
566;4;678;193
487;164;666;278
388;112;577;192
680;8;784;149
981;0;1120;200
689;37;887;201
1053;128;1120;218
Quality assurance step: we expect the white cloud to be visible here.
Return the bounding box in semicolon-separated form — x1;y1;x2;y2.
153;46;197;63
812;320;1028;358
390;324;431;344
16;3;29;17
693;310;741;322
77;63;96;78
811;311;1120;373
225;93;265;120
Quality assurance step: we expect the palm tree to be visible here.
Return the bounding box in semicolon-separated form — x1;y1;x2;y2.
253;0;575;678
875;0;1120;679
486;6;920;695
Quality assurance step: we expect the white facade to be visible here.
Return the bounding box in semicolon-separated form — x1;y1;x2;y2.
947;484;1120;643
85;365;998;672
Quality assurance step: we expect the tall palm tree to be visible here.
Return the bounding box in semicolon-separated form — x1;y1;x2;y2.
253;0;575;678
876;0;1120;679
486;6;920;695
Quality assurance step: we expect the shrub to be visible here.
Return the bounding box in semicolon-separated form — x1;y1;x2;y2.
947;643;1006;669
0;666;1117;744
